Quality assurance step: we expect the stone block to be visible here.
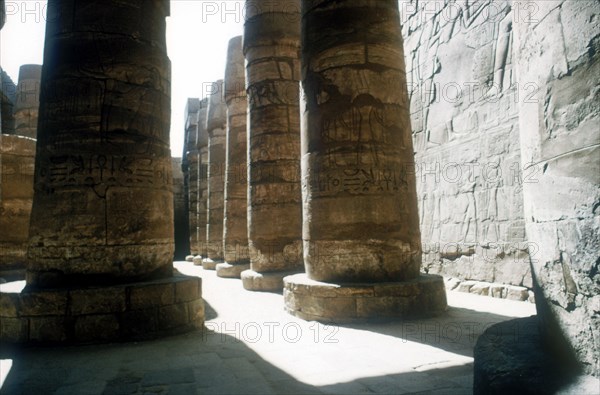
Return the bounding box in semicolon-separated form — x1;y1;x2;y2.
19;289;68;316
0;292;20;317
457;281;477;293
29;316;67;343
174;277;200;303
469;282;490;296
129;282;174;309
120;308;158;338
187;299;204;328
74;314;120;342
506;285;529;301
158;303;188;331
70;287;126;315
0;317;28;342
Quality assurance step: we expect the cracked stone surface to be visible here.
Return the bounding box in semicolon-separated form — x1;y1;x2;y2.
26;0;174;288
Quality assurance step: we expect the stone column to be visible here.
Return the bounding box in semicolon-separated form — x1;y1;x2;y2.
14;64;42;139
195;99;209;263
0;134;35;280
217;36;250;278
283;0;446;322
511;0;600;379
171;157;189;261
202;80;227;270
183;98;201;258
241;0;304;291
0;0;203;344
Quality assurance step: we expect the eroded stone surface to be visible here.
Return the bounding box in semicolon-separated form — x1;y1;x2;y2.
222;35;249;268
26;0;174;288
401;0;531;289
0;273;204;344
0;135;35;278
171;157;188;260
13;64;41;139
196;99;209;258
244;0;304;287
513;0;600;377
183;98;201;256
204;80;227;263
284;273;447;323
301;0;421;283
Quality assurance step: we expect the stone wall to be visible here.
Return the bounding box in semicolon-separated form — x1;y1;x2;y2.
400;0;531;294
513;0;599;377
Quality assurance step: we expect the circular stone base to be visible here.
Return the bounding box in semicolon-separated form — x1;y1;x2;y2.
185;255;194;262
0;273;204;344
241;269;302;292
192;256;203;266
201;258;219;270
216;263;250;278
283;273;447;323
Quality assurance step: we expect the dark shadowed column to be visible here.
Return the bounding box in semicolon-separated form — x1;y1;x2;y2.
183;98;200;258
241;0;304;291
14;64;42;139
284;0;446;322
202;80;227;270
0;0;204;344
217;36;250;278
194;98;209;264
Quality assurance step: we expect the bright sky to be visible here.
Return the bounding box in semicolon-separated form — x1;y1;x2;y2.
0;0;245;157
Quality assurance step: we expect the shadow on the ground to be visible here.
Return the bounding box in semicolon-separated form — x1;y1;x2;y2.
336;305;535;358
0;327;473;395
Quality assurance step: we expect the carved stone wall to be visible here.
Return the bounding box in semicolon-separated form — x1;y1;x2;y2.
513;0;599;377
400;0;531;293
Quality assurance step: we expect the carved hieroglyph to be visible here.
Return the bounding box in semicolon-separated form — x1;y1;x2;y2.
27;0;174;287
243;0;303;284
301;0;421;282
204;80;227;264
14;64;42;139
223;36;249;266
401;0;531;289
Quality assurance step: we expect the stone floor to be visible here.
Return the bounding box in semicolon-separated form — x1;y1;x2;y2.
0;262;536;395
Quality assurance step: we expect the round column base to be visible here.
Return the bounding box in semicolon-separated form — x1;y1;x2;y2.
185;255;194;262
283;273;447;323
0;273;204;344
241;269;302;292
192;256;203;266
216;262;250;278
201;258;220;270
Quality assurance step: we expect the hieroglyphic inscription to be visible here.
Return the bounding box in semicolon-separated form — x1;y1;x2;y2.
309;166;409;196
40;154;170;191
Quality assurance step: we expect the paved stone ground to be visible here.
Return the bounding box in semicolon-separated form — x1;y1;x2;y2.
0;262;536;395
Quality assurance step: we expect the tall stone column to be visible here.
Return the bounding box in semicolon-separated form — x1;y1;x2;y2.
0;0;203;344
0;134;35;279
202;80;227;270
241;0;304;291
195;99;209;263
14;64;42;139
183;98;201;258
283;0;446;322
217;36;250;278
